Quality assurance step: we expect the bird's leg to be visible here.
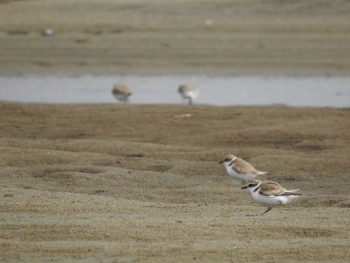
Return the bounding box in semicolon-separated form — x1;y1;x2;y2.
261;205;273;216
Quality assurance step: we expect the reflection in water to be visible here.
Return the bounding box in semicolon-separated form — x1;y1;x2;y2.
0;75;349;107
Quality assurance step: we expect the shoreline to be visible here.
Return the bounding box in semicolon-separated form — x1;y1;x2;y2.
1;74;349;107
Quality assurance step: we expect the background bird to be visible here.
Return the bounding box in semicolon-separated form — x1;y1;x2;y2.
178;84;199;105
112;84;132;103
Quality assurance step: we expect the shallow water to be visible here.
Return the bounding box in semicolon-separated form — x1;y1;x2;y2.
0;75;349;107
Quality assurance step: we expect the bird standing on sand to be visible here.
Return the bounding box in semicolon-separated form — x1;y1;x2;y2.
241;179;301;215
112;84;132;103
219;154;268;183
178;84;199;105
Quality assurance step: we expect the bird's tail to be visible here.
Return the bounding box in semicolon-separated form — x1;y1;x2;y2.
283;189;301;196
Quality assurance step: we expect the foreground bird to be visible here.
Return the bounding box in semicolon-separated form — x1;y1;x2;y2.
112;84;132;103
219;154;267;183
178;84;199;105
242;179;301;215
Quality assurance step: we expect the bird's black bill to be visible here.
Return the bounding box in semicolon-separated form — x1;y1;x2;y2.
241;185;248;189
218;160;224;164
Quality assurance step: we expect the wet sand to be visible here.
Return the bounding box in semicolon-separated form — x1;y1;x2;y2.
1;0;350;262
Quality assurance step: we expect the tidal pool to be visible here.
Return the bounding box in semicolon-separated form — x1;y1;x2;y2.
0;75;349;107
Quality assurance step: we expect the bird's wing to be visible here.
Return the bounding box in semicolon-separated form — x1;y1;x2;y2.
258;181;285;196
232;158;258;174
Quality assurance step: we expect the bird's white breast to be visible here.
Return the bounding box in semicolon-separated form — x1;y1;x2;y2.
250;190;283;205
250;189;300;205
225;163;256;181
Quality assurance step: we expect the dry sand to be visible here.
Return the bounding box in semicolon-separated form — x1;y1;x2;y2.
1;0;350;262
1;104;350;262
0;0;350;75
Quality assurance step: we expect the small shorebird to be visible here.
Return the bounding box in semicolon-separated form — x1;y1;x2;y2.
242;179;301;215
178;84;199;105
112;84;132;103
219;154;267;183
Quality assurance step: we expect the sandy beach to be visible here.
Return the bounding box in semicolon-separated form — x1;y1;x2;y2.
0;0;350;75
1;0;350;262
1;104;350;262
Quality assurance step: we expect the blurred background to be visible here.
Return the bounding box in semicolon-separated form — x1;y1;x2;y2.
0;0;350;105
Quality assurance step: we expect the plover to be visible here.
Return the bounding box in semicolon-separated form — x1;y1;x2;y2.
242;179;301;215
178;84;199;105
112;84;132;103
219;154;267;183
